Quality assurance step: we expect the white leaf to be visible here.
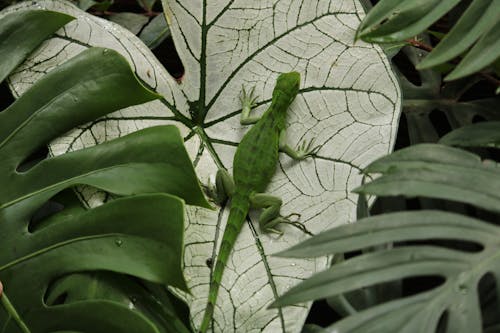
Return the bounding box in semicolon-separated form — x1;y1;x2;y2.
3;0;401;332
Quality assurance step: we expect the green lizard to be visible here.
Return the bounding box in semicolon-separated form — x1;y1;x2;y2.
199;72;317;333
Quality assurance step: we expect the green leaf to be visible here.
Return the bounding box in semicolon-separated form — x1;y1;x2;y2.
272;211;500;333
137;0;157;12
0;10;73;82
91;0;113;12
439;121;500;147
417;0;499;70
3;1;403;331
109;12;149;35
0;26;206;331
139;14;170;49
356;0;461;42
358;0;500;80
77;0;97;11
354;144;500;213
445;19;500;80
396;41;500;147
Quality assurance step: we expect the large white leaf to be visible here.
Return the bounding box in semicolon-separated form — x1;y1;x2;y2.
3;0;401;332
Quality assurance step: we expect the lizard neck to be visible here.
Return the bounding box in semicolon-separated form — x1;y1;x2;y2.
267;89;295;130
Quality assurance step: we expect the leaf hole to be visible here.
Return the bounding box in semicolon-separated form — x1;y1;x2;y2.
0;80;15;112
428;109;452;137
29;199;65;233
392;50;422;86
304;299;342;328
471;115;487;124
458;79;497;102
396;239;483;253
436;310;449;333
344;249;363;260
16;146;49;173
402;275;446;297
478;272;499;329
394;112;411;150
153;35;185;81
45;290;68;306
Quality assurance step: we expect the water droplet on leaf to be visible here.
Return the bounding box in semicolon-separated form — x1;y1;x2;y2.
455;272;469;294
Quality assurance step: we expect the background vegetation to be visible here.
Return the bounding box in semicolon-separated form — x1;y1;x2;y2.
0;0;498;332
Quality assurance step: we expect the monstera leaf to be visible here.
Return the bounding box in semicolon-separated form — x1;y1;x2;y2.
273;210;500;333
2;1;401;332
397;40;500;145
0;11;208;332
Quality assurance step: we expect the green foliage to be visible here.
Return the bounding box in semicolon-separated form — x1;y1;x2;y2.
3;1;498;332
137;0;157;12
78;0;114;11
273;210;499;333
357;0;500;81
440;121;500;147
356;144;500;213
272;1;500;331
139;14;170;49
399;42;499;144
0;10;208;333
0;10;73;82
109;12;149;34
273;144;500;332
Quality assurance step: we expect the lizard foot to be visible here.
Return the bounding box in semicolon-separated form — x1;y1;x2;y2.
294;138;321;160
240;85;258;110
281;220;314;236
264;213;314;236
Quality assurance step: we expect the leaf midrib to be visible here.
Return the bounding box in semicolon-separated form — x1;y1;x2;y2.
0;72;120;152
0;162;156;210
0;233;123;272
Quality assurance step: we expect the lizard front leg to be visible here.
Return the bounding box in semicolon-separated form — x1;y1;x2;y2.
279;130;320;160
240;86;260;125
250;193;312;235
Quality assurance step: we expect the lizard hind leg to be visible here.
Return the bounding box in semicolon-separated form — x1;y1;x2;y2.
249;193;313;235
205;169;235;205
215;169;235;202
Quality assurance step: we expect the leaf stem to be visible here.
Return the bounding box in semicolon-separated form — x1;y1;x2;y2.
405;38;433;52
405;38;500;88
0;282;31;333
89;10;160;17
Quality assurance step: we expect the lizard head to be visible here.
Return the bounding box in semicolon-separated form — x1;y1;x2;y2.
275;71;300;96
271;72;301;113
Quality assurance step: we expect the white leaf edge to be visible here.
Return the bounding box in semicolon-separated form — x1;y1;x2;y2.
1;1;402;332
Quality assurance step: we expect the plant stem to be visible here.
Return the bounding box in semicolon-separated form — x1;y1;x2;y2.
90;10;160;17
405;38;500;88
405;38;433;52
0;288;31;333
480;72;500;87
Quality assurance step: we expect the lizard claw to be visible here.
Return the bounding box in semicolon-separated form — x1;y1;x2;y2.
240;85;258;108
283;220;314;236
283;212;301;222
295;138;320;159
268;213;314;236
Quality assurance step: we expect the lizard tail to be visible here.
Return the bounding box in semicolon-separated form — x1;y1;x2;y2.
199;192;250;333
